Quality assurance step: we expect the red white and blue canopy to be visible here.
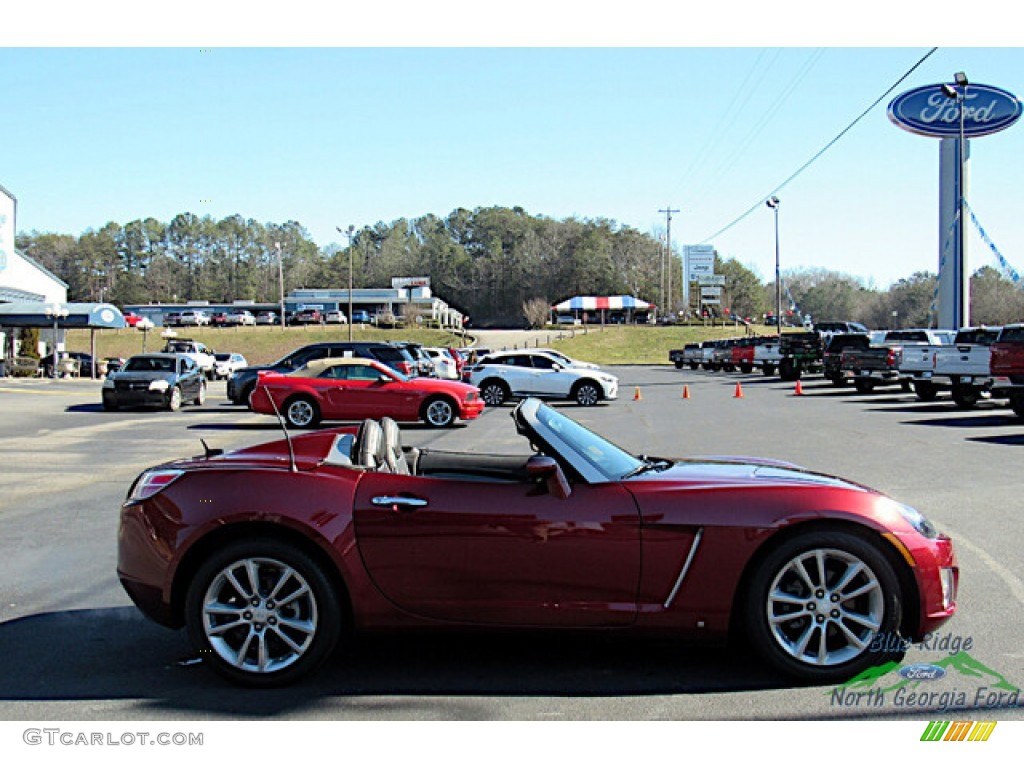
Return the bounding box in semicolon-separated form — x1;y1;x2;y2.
552;295;652;312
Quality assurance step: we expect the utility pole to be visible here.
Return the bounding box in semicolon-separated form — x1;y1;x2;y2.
659;207;679;319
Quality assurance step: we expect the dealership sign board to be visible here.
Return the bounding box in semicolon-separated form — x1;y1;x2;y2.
685;245;715;281
888;83;1022;138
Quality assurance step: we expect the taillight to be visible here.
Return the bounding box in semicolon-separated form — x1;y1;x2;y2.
128;470;184;502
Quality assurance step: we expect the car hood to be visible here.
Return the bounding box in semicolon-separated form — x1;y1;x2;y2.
110;371;176;383
632;457;869;492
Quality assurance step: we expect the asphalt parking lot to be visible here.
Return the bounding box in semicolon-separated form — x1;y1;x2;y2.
0;366;1022;720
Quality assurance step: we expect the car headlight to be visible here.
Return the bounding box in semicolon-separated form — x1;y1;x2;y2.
896;502;938;539
148;379;170;392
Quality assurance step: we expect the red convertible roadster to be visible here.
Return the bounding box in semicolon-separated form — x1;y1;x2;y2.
249;357;484;428
117;398;957;686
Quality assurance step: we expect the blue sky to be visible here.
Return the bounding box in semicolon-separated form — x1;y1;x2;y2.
2;8;1022;289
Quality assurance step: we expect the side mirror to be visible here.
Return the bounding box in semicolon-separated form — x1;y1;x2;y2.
526;456;571;499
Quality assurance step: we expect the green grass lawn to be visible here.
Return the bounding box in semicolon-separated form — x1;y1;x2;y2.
67;322;777;367
545;323;774;365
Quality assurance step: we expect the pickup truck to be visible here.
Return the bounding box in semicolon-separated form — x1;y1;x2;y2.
841;329;955;394
753;337;782;376
162;338;216;379
990;324;1024;418
822;333;871;386
777;332;824;381
669;343;701;369
900;326;1001;406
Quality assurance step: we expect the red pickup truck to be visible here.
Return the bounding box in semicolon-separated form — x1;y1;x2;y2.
990;324;1024;418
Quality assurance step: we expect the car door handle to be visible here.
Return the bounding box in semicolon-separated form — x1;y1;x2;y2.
371;496;428;509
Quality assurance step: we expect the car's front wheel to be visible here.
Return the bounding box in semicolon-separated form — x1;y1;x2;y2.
284;396;320;429
743;530;903;683
572;381;601;406
479;379;509;407
185;538;343;687
167;386;182;411
422;396;456;427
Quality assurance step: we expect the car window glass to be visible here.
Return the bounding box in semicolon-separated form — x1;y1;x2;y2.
350;365;382;381
530;355;556;369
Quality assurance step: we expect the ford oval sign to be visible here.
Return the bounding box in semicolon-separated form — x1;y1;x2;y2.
898;663;947;681
888;83;1022;138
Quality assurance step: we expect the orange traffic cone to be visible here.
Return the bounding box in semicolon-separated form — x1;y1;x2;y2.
734;382;744;399
682;385;691;399
794;379;805;396
633;386;642;401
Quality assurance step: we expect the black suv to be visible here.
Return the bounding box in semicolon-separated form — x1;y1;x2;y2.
227;342;418;406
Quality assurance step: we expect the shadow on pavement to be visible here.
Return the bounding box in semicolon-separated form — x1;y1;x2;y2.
0;607;797;718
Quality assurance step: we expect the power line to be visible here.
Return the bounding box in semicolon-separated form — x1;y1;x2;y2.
699;47;939;245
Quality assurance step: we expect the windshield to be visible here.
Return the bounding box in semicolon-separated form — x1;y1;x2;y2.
125;356;174;373
533;402;643;480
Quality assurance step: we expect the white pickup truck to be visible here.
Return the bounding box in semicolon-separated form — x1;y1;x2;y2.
753;337;782;377
899;326;1001;406
161;338;217;379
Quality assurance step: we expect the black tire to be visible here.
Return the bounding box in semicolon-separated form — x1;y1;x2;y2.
900;379;913;393
102;398;118;411
422;396;456;427
572;380;601;406
913;381;938;402
284;396;320;429
674;360;684;369
1010;394;1024;419
951;385;978;409
194;380;207;406
167;386;182;411
689;362;699;370
740;364;753;375
185;537;342;687
779;359;800;382
241;383;256;409
762;364;776;377
829;375;846;387
743;530;903;683
854;379;875;394
479;379;509;407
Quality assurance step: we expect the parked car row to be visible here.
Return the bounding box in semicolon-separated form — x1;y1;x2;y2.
157;308;386;327
668;323;1024;418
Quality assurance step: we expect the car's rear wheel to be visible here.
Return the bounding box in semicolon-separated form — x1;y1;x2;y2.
951;385;978;409
185;537;342;687
422;396;456;427
572;381;601;406
743;530;903;682
1010;394;1024;419
284;396;320;429
167;386;182;411
194;380;207;406
913;381;938;401
479;379;509;407
854;379;875;394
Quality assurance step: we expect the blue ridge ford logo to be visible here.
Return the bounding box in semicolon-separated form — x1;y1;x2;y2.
888;83;1022;138
899;663;947;681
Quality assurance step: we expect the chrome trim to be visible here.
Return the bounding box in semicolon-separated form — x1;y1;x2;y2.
371;496;428;508
663;528;704;609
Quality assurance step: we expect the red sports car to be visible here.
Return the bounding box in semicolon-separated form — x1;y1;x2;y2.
248;357;484;428
117;398;957;687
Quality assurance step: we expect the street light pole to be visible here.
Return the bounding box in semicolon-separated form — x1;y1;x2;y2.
45;303;68;378
275;241;285;330
338;225;355;341
766;197;781;332
942;71;969;328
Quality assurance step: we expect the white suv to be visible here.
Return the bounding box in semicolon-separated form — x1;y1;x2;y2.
467;351;618;406
178;310;211;326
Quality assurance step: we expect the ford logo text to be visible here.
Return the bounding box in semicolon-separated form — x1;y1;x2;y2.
888;83;1021;138
898;663;947;681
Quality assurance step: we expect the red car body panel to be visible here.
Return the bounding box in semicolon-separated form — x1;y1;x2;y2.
118;425;957;649
249;365;484;424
